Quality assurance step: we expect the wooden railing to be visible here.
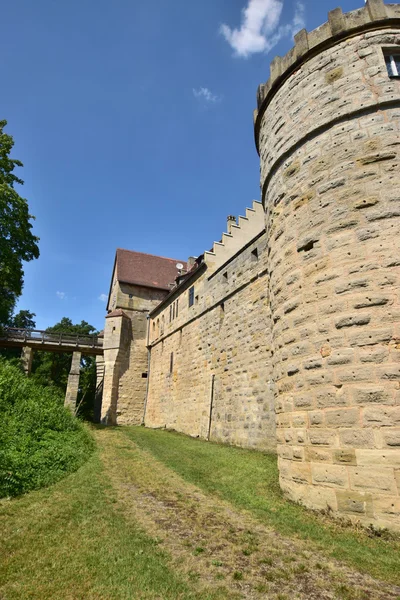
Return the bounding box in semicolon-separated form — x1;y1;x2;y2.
0;327;103;349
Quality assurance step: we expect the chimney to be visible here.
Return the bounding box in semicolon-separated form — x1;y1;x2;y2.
187;256;197;271
227;215;236;235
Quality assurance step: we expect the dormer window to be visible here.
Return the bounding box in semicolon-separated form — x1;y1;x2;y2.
384;50;400;77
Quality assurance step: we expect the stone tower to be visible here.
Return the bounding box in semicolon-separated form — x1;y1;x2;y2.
254;0;400;529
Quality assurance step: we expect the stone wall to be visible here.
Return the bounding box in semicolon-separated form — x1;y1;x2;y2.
101;281;167;425
256;1;400;529
146;231;276;452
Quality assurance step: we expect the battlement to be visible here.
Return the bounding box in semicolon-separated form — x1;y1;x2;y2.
254;0;400;150
204;200;264;272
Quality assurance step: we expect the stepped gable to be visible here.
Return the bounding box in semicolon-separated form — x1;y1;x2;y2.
116;249;187;291
204;200;265;272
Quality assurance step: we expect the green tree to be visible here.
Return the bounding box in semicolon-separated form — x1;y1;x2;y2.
0;310;36;361
0;120;39;326
32;318;98;421
9;309;36;329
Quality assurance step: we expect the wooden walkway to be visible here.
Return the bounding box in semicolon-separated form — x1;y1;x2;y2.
0;328;103;356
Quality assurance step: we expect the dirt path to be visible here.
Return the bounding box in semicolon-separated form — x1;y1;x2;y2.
96;428;400;600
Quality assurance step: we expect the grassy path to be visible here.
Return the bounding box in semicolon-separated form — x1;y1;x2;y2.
1;426;400;599
123;426;400;587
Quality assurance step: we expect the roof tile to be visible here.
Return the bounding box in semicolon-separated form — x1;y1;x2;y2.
116;249;187;291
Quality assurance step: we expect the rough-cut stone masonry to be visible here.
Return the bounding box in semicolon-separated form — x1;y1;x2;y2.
256;0;400;530
146;231;276;452
101;273;167;425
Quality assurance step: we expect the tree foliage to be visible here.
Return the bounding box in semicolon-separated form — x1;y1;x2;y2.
9;309;36;329
0;120;39;326
31;317;98;421
0;358;93;497
0;310;37;362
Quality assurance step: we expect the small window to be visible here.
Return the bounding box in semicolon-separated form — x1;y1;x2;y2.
169;305;172;323
169;352;174;374
172;302;175;320
384;51;400;77
129;294;133;299
176;299;179;318
142;372;148;378
188;286;194;307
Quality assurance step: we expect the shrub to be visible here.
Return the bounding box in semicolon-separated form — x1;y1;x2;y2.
0;358;94;496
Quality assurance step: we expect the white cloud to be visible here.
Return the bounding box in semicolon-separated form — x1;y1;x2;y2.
56;291;66;300
193;87;221;103
220;0;305;58
98;293;108;303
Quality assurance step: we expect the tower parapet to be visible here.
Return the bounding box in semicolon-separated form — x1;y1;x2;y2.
255;0;400;152
256;0;400;530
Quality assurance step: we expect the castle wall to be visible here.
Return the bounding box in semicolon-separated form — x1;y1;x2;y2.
102;282;167;425
256;6;400;529
146;232;276;451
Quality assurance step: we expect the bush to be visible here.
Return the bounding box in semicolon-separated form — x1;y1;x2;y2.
0;358;94;497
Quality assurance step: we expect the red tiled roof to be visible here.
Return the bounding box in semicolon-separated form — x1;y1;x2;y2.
115;249;187;291
106;309;129;319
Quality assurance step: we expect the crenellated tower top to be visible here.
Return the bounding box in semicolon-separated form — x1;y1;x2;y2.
254;0;400;153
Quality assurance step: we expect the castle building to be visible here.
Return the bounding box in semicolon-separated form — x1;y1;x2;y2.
101;0;400;531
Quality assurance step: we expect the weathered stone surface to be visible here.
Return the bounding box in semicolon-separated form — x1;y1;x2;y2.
257;9;400;531
21;346;33;376
145;229;276;451
65;351;81;413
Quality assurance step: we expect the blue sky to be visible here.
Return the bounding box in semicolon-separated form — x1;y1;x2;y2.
3;0;369;331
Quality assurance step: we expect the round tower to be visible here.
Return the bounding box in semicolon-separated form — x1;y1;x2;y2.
255;0;400;530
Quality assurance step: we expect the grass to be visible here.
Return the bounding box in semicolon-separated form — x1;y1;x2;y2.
2;424;400;599
0;442;225;600
122;425;400;586
0;358;93;497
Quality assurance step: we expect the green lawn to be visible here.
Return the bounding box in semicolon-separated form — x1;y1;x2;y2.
2;425;399;599
122;426;400;587
0;444;221;600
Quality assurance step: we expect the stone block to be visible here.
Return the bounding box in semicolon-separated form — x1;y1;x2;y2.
327;349;355;366
339;429;375;448
373;496;400;521
335;314;371;329
309;410;325;427
305;447;332;462
316;387;349;407
311;463;348;488
356;449;400;468
382;430;400;447
292;412;308;427
336;490;374;516
333;449;357;465
308;429;338;447
326;408;360;428
348;328;392;347
363;406;400;427
353;386;392;405
349;467;398;495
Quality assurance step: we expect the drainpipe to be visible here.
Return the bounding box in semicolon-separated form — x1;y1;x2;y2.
142;313;151;425
207;374;215;441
